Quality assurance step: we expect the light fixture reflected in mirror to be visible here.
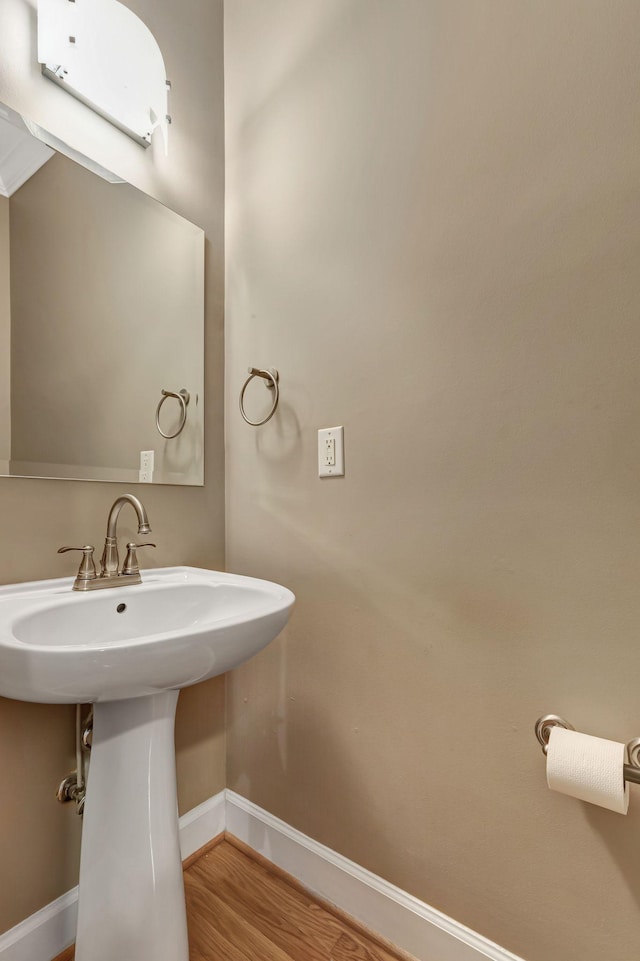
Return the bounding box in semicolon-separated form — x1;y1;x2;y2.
37;0;171;151
0;105;54;198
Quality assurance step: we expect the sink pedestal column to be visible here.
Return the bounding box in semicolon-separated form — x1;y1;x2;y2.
75;690;188;961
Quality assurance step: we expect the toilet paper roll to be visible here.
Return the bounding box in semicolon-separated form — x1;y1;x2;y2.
546;727;629;814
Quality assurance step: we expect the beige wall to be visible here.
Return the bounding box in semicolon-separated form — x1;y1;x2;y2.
224;3;640;960
9;153;203;484
0;196;9;462
0;0;224;935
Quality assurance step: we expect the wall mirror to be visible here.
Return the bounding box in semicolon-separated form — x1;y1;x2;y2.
0;101;204;486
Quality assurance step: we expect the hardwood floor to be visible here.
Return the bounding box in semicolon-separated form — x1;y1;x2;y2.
53;835;415;961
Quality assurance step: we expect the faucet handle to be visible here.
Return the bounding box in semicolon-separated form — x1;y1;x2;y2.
57;545;97;582
121;542;156;576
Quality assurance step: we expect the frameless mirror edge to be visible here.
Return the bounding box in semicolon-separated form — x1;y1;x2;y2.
0;100;205;487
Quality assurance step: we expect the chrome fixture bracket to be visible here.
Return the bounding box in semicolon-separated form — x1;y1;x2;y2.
239;367;280;426
156;388;190;439
81;571;142;590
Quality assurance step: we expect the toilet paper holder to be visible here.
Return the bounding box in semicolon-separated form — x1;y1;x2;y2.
535;714;640;785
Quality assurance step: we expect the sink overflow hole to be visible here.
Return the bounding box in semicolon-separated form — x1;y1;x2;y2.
116;603;127;614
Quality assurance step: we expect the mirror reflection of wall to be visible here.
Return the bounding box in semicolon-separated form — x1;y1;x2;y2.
0;106;205;485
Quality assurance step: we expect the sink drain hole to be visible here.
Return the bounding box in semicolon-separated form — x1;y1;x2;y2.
116;603;127;614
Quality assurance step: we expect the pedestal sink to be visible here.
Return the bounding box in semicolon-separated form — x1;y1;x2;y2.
0;566;294;961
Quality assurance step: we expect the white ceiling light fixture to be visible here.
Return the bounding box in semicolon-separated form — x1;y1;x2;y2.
37;0;171;152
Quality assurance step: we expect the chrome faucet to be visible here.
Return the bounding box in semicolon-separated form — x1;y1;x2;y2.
101;493;152;577
58;493;155;591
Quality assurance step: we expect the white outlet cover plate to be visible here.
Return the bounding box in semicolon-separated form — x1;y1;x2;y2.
318;426;344;477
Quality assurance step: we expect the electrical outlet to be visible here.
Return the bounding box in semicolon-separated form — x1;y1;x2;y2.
318;426;344;477
140;450;155;472
138;469;153;483
324;437;336;466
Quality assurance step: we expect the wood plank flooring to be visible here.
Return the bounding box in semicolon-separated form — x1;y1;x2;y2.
53;835;415;961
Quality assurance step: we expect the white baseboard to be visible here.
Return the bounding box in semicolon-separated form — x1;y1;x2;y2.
0;789;523;961
0;791;226;961
178;790;226;861
225;790;524;961
0;889;78;961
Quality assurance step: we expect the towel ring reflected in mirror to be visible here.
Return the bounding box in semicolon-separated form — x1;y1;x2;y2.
155;388;190;439
239;367;279;426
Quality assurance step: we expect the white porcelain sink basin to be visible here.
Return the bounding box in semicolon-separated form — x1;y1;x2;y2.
0;564;294;961
0;565;294;703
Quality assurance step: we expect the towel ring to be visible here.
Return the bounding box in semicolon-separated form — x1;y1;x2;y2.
155;388;190;439
239;367;279;426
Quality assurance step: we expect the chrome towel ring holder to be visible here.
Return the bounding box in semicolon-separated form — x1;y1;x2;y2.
155;388;190;439
239;367;279;426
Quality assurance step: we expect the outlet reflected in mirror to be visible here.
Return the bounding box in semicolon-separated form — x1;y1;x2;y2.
0;102;204;485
